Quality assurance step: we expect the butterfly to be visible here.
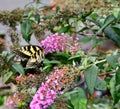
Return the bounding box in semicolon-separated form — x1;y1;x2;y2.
13;45;44;67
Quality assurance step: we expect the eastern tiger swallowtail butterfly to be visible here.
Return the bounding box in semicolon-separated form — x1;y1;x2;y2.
13;45;44;66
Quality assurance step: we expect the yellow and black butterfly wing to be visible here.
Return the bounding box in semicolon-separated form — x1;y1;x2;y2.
13;45;44;66
28;45;45;63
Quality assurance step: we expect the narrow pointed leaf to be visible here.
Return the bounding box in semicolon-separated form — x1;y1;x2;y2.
3;71;13;83
12;63;25;75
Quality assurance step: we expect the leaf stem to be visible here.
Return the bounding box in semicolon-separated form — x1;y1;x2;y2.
79;59;106;71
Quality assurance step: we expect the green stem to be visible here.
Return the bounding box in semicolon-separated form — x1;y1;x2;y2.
79;59;106;71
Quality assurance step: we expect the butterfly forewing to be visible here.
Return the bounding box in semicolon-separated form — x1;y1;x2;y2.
20;46;33;56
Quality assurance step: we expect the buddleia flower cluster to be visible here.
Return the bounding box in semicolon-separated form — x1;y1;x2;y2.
39;33;80;55
30;65;80;109
6;65;80;109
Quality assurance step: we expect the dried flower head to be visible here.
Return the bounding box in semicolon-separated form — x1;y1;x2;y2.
47;65;80;92
54;97;68;109
6;93;27;107
6;72;48;109
16;74;35;85
16;72;48;92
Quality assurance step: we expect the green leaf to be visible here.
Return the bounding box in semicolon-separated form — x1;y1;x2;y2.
1;51;8;57
27;11;33;18
78;26;89;32
84;65;98;95
0;96;4;106
57;26;70;33
82;57;90;67
115;68;120;86
28;87;37;95
53;52;70;58
104;27;120;47
51;52;70;63
17;102;26;108
12;63;25;75
112;24;120;29
112;24;120;35
114;68;120;104
65;87;87;109
3;71;13;83
109;0;116;3
44;60;61;64
88;12;98;21
106;55;119;68
78;99;87;109
34;14;40;23
43;65;52;71
25;97;32;104
68;54;81;60
6;53;15;63
98;15;115;33
95;78;107;91
110;68;120;105
67;100;74;109
104;15;115;26
47;104;56;109
113;8;120;18
21;20;33;42
69;18;76;25
110;75;115;100
78;37;93;43
55;6;60;13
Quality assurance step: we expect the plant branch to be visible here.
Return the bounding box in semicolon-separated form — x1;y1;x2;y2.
79;59;106;71
65;80;84;92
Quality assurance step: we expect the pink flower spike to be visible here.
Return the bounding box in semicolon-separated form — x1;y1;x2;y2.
39;34;68;54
